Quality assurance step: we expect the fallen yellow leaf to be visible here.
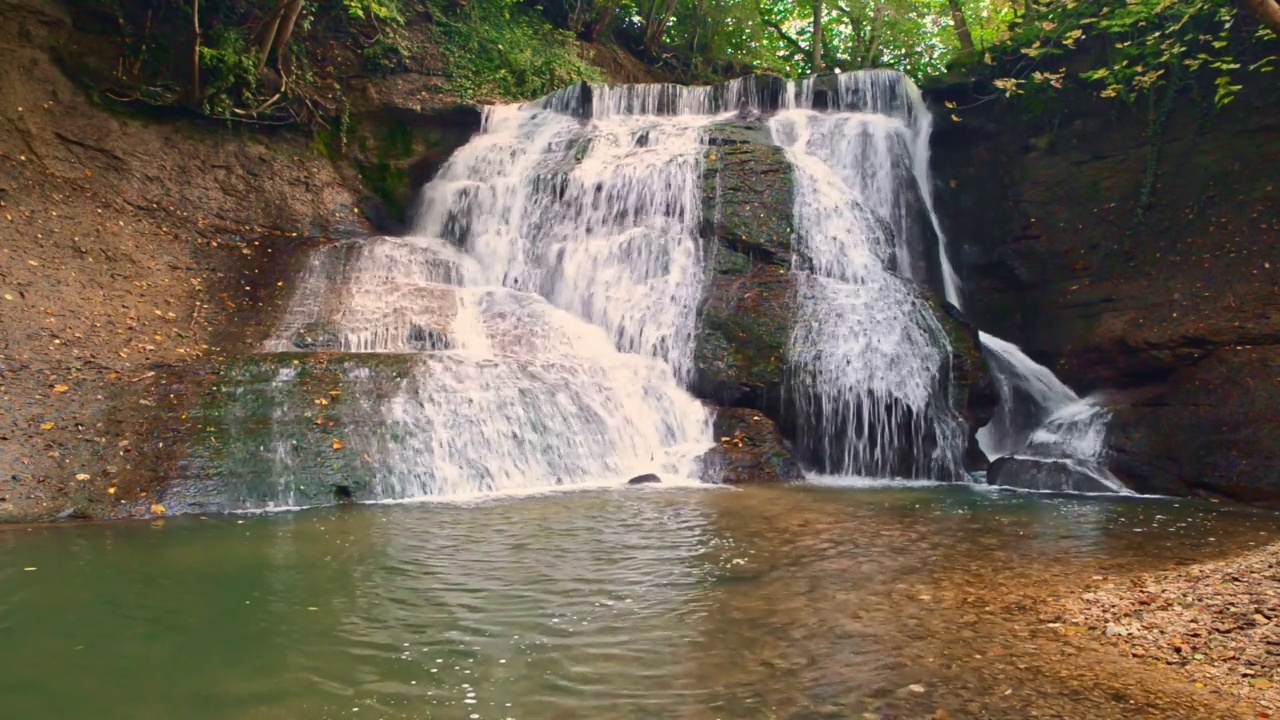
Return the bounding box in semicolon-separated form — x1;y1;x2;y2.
53;384;69;394
39;422;54;431
331;439;345;451
107;487;117;495
149;504;166;515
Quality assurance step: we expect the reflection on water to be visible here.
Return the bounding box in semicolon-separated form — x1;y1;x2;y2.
0;486;1275;720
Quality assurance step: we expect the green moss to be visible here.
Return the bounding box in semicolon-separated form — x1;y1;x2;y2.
703;122;794;264
695;271;794;389
353;122;423;224
192;354;417;507
695;120;797;395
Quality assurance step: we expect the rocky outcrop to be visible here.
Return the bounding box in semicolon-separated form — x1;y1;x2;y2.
342;75;483;231
694;121;796;410
700;407;804;484
929;74;1280;503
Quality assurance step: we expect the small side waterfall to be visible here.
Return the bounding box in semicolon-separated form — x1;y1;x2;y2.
975;333;1125;491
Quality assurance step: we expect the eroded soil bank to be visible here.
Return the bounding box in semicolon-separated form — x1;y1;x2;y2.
0;0;368;520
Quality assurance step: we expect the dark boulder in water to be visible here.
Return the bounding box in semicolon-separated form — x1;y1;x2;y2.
627;473;662;485
699;407;804;484
987;456;1120;494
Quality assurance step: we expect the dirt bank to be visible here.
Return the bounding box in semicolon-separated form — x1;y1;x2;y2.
0;0;367;521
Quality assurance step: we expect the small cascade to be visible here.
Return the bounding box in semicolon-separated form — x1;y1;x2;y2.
769;71;966;479
972;334;1124;492
413;95;723;380
248;236;711;504
976;332;1078;458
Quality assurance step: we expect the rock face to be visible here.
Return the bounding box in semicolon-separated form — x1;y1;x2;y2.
929;77;1280;504
929;298;1000;471
700;407;804;484
0;0;371;521
694;121;796;411
987;456;1117;494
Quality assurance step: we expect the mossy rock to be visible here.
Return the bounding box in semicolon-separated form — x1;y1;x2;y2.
694;120;796;409
917;291;998;470
172;353;418;512
699;406;803;484
340;104;482;231
701;121;794;265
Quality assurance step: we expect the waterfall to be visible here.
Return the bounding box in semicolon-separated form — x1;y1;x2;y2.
252;85;757;502
878;70;1121;488
768;71;965;479
230;70;1126;506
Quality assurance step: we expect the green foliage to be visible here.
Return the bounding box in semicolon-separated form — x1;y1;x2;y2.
198;27;261;118
986;0;1275;107
433;0;605;102
342;0;408;24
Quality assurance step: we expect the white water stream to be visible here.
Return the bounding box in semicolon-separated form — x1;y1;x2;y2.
770;71;964;478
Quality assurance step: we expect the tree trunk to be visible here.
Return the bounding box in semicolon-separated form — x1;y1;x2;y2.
272;0;306;70
255;0;305;75
190;0;201;102
864;1;884;67
948;0;975;54
1241;0;1280;37
255;4;286;75
812;0;823;72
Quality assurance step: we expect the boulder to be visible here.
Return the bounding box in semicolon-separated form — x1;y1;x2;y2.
700;407;804;484
987;456;1118;494
627;473;662;485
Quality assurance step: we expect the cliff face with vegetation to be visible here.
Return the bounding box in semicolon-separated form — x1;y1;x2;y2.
930;75;1280;504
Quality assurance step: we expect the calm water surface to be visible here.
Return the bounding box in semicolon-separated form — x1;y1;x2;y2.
2;485;1277;720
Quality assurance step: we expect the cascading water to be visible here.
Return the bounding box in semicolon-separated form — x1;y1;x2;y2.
218;69;1126;508
244;84;782;503
768;71;965;479
976;333;1126;492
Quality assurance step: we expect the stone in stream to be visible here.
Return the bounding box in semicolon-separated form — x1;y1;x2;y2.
627;473;662;485
699;407;804;484
987;456;1118;494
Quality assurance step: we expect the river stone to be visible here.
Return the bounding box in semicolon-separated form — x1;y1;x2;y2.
627;473;661;485
987;456;1118;494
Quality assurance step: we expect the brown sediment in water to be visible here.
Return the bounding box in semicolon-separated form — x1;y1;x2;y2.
683;487;1277;719
1051;542;1280;717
